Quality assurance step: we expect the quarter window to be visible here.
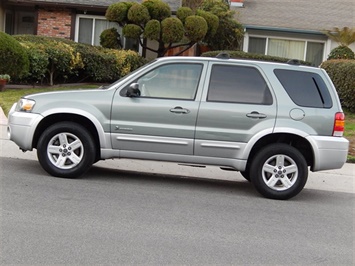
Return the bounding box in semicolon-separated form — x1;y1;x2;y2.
207;65;273;105
274;69;332;108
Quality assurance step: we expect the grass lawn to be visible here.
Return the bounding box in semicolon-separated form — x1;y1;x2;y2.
0;85;354;162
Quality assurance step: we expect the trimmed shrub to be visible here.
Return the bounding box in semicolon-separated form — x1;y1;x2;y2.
176;7;194;24
321;60;355;112
184;16;208;43
161;17;184;43
142;0;171;21
0;32;29;78
201;50;312;65
144;20;161;40
14;35;146;84
327;45;355;60
100;28;122;49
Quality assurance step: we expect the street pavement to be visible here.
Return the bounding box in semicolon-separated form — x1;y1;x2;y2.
1;107;354;194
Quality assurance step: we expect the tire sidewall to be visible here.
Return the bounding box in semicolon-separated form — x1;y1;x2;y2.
37;122;95;178
250;144;308;200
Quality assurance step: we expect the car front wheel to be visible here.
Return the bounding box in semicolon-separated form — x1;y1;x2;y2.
37;122;96;178
250;144;308;200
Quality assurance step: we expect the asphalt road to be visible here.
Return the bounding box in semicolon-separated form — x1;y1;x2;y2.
1;156;354;265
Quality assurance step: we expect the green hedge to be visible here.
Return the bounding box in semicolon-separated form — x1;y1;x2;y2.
0;32;29;78
13;35;146;85
321;60;355;112
201;50;312;66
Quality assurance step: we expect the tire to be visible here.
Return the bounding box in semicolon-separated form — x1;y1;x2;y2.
240;170;251;182
37;122;96;178
249;144;308;200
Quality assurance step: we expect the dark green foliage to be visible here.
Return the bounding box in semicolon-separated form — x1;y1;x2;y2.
201;50;312;65
142;0;171;21
327;46;355;60
196;10;218;39
13;35;146;84
321;60;355;112
127;4;151;24
161;18;184;43
123;24;142;39
105;2;130;23
22;43;48;83
100;28;122;49
200;0;244;50
0;32;29;78
144;20;161;40
177;7;194;24
106;0;218;57
184;16;208;42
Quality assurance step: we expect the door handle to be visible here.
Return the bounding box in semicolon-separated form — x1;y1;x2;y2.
246;111;267;119
170;106;190;114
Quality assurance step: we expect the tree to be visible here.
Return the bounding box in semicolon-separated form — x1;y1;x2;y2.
105;0;218;57
324;27;355;47
199;0;244;51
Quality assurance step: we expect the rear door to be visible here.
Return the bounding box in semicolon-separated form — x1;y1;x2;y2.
195;62;277;159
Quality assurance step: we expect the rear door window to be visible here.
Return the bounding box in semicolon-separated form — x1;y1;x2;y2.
207;64;273;105
274;69;332;108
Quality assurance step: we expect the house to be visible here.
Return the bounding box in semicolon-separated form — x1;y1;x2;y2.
0;0;181;56
1;0;354;64
232;0;355;65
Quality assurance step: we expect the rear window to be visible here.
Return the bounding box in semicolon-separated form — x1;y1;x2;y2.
274;69;332;108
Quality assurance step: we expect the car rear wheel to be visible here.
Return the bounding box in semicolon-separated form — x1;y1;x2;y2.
250;144;308;200
37;122;96;178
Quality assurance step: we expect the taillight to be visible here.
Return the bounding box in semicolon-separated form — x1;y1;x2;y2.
333;112;345;137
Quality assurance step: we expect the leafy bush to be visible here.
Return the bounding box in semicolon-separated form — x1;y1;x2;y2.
100;28;122;49
321;60;355;112
327;45;355;60
0;32;29;78
201;50;312;65
13;35;146;84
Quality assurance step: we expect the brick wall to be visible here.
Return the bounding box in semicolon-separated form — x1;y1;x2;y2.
37;8;72;39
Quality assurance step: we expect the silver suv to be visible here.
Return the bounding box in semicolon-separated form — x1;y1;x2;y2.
8;55;349;199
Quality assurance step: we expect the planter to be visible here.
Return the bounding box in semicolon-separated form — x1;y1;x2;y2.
0;79;7;92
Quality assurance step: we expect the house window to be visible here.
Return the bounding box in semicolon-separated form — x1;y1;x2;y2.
75;15;138;50
248;37;325;66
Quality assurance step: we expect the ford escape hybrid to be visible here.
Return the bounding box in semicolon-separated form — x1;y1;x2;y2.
7;54;349;200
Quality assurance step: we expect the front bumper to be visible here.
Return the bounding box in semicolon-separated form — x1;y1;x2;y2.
307;135;349;171
7;103;43;151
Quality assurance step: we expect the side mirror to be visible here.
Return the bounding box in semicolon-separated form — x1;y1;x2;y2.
126;83;141;97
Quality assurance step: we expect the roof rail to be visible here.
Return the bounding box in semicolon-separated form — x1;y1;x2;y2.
287;59;301;65
216;52;230;59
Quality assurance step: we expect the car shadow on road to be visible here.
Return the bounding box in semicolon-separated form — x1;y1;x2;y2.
86;164;258;198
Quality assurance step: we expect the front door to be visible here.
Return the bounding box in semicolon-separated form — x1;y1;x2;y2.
111;62;205;155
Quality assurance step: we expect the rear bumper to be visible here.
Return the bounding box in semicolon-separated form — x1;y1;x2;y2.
307;135;349;171
7;103;43;151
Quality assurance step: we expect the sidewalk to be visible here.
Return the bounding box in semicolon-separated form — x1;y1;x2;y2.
1;107;354;194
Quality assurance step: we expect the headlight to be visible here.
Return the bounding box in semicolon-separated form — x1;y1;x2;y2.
17;99;36;112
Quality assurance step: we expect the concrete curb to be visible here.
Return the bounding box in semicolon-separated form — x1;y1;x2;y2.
0;106;8;125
